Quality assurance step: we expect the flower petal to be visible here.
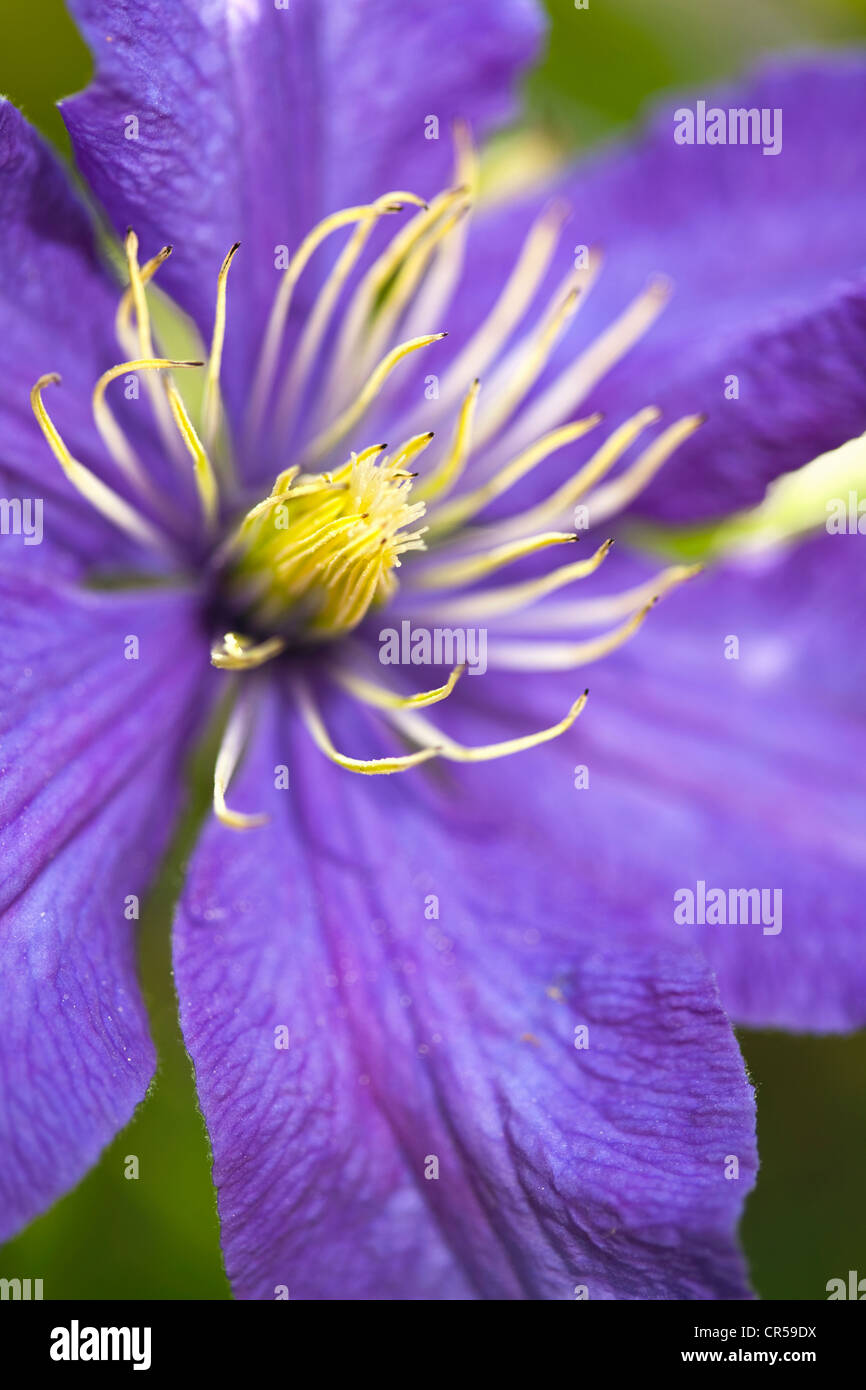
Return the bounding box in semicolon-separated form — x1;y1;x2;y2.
0;573;209;1238
174;682;756;1300
445;55;866;522
473;532;866;1031
0;101;151;571
62;0;543;423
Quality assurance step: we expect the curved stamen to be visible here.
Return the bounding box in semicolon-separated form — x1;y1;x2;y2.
299;332;447;468
294;677;442;773
485;600;660;670
357;200;470;385
123;230;191;474
425;412;602;537
495;275;671;461
202;240;241;456
331;659;464;709
213;691;268;828
115;242;172;350
30;374;169;552
410;530;578;591
412;538;615;621
91;355;203;503
413;379;480;504
211;632;286;671
582;413;704;524
471;276;589;451
389;688;590;763
321;187;465;411
434;199;570;414
470;405;661;545
486;563;702;632
247;192;427;443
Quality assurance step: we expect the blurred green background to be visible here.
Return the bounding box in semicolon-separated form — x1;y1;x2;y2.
1;0;865;1300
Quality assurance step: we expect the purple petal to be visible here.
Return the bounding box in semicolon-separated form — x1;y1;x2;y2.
0;101;144;570
470;532;866;1032
62;0;543;426
446;55;866;521
0;574;209;1238
0;101;202;568
174;684;756;1300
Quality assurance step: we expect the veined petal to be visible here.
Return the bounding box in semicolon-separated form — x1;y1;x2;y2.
437;55;866;523
465;534;866;1032
174;683;756;1300
62;0;543;436
0;575;210;1238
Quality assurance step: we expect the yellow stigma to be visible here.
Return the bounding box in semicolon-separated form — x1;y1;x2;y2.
223;438;431;639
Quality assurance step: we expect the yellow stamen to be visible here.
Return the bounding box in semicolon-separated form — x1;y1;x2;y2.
410;531;578;591
323;187;465;406
584;414;705;523
247;193;426;441
417;538;615;621
472;406;661;545
497;275;671;460
300;332;447;468
229;444;428;638
202;240;241;453
123;230;190;472
486;602;658;670
213;694;268;828
211;632;286;670
165;383;220;529
426;412;602;536
488;563;702;632
391;689;589;763
294;678;441;773
91;355;202;496
358;200;470;382
471;277;588;451
30;374;167;551
435;200;569;412
331;660;464;710
115;242;172;351
413;379;480;504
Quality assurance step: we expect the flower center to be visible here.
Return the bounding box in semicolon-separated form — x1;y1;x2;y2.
222;442;429;641
29;128;704;823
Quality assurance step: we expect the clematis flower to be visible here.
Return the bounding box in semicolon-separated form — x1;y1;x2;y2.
0;0;864;1300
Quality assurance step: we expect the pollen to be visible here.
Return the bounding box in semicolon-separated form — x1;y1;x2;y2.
223;441;430;639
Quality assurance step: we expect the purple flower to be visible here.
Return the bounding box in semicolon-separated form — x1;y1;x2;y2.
1;0;863;1299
